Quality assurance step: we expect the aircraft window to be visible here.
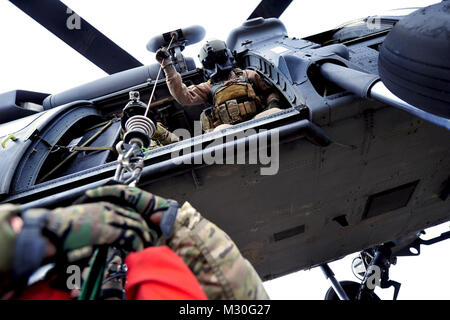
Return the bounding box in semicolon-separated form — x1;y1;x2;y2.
280;2;419;40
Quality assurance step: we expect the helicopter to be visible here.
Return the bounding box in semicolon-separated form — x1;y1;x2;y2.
0;0;449;300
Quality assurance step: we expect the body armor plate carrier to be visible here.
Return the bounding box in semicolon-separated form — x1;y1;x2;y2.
200;69;262;131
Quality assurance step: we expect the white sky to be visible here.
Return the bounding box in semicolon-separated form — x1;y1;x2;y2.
0;0;448;299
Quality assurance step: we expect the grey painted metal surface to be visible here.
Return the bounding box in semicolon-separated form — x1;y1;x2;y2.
137;105;449;280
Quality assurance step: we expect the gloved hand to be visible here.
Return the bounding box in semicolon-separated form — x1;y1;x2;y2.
155;47;172;67
44;202;154;257
84;185;179;238
12;202;154;280
0;204;21;275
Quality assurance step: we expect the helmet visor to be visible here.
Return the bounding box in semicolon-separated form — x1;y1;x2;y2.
202;49;229;70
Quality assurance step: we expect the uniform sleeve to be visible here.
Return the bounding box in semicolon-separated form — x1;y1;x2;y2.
166;202;270;300
245;69;281;105
163;65;211;106
124;246;207;300
0;204;21;297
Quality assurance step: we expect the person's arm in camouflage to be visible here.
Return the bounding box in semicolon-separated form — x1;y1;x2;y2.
156;48;211;106
0;205;25;297
0;202;152;298
84;185;269;300
153;122;180;146
166;201;270;300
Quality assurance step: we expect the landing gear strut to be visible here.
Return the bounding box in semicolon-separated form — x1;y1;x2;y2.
321;263;380;300
320;264;350;300
322;242;400;300
323;228;450;300
355;243;401;300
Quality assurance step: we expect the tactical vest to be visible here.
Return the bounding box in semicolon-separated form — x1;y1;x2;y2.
200;69;262;131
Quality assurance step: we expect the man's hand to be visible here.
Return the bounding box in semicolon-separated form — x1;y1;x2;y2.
8;201;154;282
84;185;179;237
155;47;171;67
0;205;21;274
18;202;154;267
43;202;154;261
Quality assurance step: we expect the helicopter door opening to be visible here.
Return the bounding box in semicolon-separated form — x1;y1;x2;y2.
10;105;121;193
36;116;121;184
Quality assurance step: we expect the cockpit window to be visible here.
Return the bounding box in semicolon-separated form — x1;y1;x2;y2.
279;1;434;38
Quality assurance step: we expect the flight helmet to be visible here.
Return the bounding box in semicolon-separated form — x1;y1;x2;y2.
198;39;233;81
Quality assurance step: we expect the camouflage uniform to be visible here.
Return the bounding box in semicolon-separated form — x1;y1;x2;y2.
166;201;269;300
163;65;280;108
0;201;152;298
141;123;180;152
45;203;153;260
84;185;270;300
156;40;282;131
0;204;20;275
0;204;21;296
153;123;180;146
0;186;269;300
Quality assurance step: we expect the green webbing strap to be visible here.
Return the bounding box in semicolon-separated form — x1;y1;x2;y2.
71;146;116;152
1;134;18;149
141;147;150;159
79;247;109;300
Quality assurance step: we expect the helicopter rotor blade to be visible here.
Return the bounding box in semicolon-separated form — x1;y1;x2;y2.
248;0;293;20
9;0;143;75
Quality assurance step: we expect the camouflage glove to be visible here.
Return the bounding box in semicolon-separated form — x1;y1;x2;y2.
12;202;154;280
0;204;21;275
84;185;179;238
155;47;172;67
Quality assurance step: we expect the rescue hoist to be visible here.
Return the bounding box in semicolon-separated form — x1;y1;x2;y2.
79;35;177;300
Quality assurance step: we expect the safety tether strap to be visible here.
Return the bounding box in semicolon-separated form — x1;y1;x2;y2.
38;120;114;183
160;200;179;238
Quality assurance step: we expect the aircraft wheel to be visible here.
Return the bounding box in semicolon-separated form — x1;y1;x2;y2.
378;2;450;118
324;281;380;301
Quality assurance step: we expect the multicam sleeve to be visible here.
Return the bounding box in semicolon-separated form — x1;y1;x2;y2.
152;123;180;146
0;204;20;275
166;202;269;300
0;204;21;297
